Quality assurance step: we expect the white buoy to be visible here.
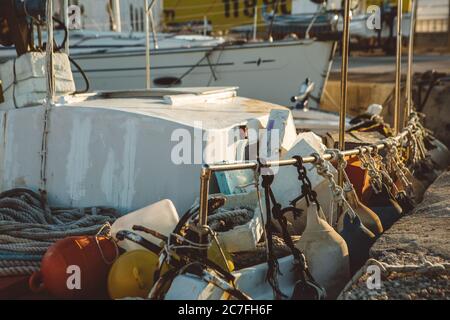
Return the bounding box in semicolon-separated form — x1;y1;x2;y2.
295;203;350;299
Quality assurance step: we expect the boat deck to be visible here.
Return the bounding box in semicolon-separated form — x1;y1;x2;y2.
60;87;287;130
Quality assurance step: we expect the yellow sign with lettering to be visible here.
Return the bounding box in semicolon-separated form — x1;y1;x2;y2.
366;0;411;12
163;0;292;31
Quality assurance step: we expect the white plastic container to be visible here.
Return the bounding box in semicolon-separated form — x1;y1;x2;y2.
0;52;75;110
209;190;264;253
111;199;179;252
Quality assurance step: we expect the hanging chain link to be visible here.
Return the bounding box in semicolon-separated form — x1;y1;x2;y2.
312;152;357;226
357;147;383;194
385;138;413;196
369;146;399;198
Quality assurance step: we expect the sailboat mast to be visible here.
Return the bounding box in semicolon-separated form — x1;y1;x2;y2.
63;0;69;54
406;0;417;122
46;0;55;104
145;0;151;90
112;0;122;32
338;0;351;187
145;0;158;90
394;0;403;134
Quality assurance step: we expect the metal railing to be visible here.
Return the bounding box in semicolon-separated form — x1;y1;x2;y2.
196;124;411;234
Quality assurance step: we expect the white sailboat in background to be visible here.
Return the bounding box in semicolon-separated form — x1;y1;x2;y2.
0;0;337;108
69;34;336;108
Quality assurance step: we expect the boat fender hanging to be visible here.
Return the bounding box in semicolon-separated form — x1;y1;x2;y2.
295;203;350;300
338;187;384;236
290;250;326;300
339;212;375;275
315;150;376;276
365;184;402;230
395;191;415;214
262;165;325;300
330;149;384;236
357;148;402;230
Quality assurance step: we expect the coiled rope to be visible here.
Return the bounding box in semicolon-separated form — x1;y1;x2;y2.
0;188;120;277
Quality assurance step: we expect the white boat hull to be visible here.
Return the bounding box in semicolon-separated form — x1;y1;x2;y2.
71;40;335;108
0;88;297;215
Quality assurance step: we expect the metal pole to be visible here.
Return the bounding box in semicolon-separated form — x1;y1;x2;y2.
267;0;281;42
338;0;351;187
112;0;122;32
448;0;450;53
46;0;55;104
405;0;417;122
253;5;258;41
145;0;151;90
149;0;159;49
198;167;211;245
63;0;69;54
394;0;403;134
203;16;208;36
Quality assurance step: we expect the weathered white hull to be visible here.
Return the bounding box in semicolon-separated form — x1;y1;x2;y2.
70;40;335;108
0;89;297;215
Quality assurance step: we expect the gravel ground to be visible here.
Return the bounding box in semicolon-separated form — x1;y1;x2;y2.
339;170;450;300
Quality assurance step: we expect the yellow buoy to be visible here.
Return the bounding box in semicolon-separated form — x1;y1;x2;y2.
208;239;235;272
108;250;166;299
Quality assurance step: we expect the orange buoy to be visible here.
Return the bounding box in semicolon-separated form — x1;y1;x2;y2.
344;156;371;200
29;235;118;299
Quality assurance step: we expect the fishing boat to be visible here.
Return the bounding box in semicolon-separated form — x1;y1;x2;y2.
0;0;448;302
0;1;320;299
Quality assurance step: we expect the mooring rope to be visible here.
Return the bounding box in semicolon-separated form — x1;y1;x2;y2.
337;256;450;300
0;188;120;276
0;266;40;277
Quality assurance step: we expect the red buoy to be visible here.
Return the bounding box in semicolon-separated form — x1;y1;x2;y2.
29;236;118;299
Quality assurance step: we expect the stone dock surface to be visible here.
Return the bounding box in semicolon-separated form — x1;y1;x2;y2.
340;170;450;300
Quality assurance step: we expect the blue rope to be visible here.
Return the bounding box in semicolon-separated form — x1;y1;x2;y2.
0;252;42;261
